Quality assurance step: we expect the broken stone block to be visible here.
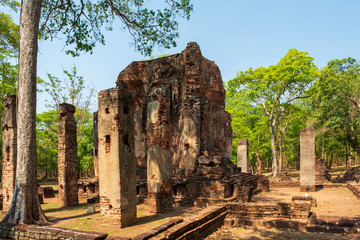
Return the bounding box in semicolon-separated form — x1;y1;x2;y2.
87;206;95;214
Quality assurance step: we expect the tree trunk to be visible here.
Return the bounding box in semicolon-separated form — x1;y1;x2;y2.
321;136;325;160
1;0;47;225
279;131;283;173
270;123;278;177
329;149;333;169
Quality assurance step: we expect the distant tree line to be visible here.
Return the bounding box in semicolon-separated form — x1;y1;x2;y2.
227;50;360;176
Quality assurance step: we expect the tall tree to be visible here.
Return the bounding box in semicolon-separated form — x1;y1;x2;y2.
227;49;318;177
3;0;193;225
2;0;47;224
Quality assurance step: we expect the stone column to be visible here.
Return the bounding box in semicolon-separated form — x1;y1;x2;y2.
98;88;136;227
147;87;173;213
58;103;79;207
93;111;99;178
1;95;17;212
300;128;316;192
237;139;249;173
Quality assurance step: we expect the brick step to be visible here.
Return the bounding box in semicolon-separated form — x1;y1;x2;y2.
150;205;227;240
133;219;183;240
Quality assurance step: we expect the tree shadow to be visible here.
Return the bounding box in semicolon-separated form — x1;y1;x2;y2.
43;202;91;213
136;209;186;225
49;211;98;223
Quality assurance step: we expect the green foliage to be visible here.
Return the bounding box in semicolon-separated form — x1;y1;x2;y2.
0;11;19;114
39;0;193;56
227;49;318;174
38;66;95;177
0;3;19;164
311;58;360;168
226;88;271;168
36;110;59;179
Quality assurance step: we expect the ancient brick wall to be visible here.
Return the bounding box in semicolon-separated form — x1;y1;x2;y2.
98;88;136;227
116;42;232;180
1;95;17;212
58;103;79;207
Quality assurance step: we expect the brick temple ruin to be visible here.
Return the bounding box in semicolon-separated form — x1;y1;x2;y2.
1;95;17;212
94;42;260;225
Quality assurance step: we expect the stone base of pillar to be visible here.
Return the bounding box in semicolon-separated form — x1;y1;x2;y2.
300;185;316;192
148;181;173;213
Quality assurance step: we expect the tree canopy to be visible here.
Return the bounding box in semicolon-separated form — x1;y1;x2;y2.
227;49;318;176
40;0;193;56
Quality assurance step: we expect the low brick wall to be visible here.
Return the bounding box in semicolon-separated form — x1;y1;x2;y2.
226;202;311;220
133;219;183;240
0;224;107;240
347;183;360;199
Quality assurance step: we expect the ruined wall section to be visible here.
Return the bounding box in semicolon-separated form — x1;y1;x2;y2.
1;95;17;212
58;103;79;207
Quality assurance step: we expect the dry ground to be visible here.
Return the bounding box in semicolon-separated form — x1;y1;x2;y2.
26;197;198;238
205;226;360;240
253;187;360;218
1;166;359;239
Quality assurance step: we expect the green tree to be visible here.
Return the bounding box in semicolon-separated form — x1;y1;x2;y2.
0;2;19;114
40;1;193;56
4;0;192;224
36;110;58;180
312;58;360;169
42;65;94;145
227;49;318;177
40;66;95;177
226;87;271;174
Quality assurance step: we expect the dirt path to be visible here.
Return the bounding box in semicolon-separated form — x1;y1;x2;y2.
253;187;360;218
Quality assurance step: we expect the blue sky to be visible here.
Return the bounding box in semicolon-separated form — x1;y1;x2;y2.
28;0;360;112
